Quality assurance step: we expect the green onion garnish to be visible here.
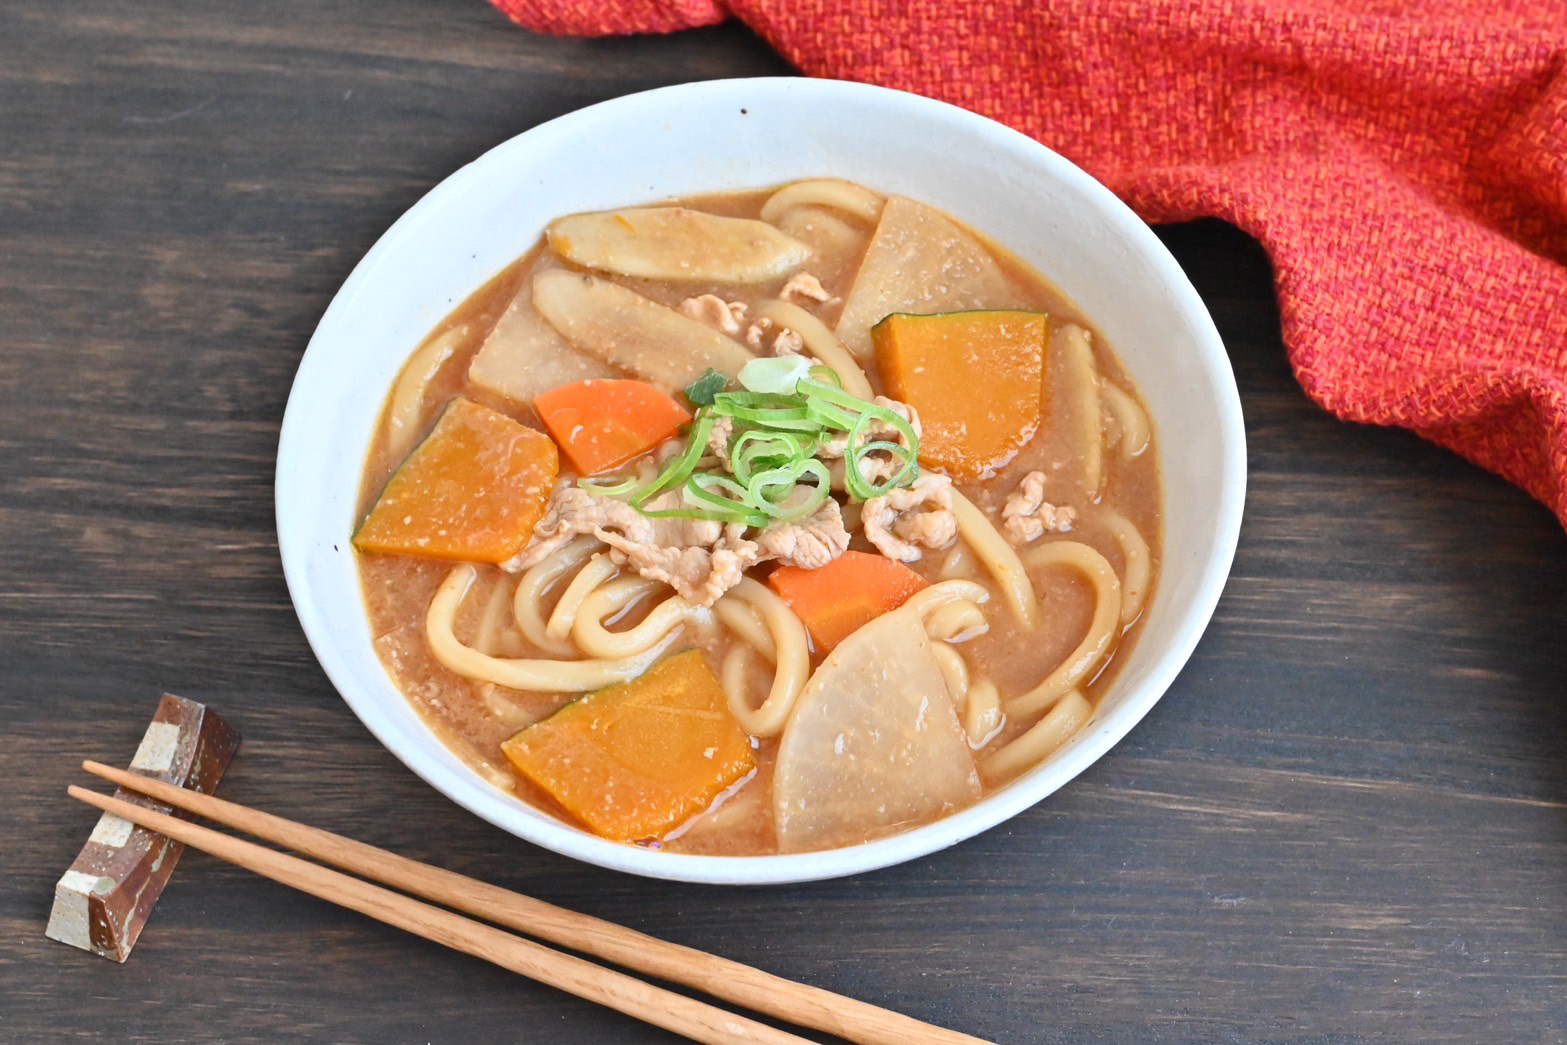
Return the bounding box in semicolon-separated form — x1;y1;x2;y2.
737;355;811;394
575;365;919;525
683;368;728;406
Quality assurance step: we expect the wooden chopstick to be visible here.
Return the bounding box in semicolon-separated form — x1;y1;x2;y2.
78;762;992;1045
69;784;810;1045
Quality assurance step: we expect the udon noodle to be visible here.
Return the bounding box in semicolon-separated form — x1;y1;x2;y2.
353;178;1161;855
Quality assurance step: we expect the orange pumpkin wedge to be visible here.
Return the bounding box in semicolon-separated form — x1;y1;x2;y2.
871;309;1048;479
501;650;754;842
353;397;558;563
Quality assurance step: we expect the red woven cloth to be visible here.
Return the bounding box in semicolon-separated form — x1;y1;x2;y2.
492;0;1567;529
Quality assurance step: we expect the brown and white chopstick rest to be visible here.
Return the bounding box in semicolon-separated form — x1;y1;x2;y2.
45;694;240;961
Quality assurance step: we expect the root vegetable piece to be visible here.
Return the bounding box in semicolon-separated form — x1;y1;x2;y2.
532;269;756;391
533;378;691;476
773;606;980;853
872;310;1048;479
501;650;755;842
467;266;614;408
833;194;1030;359
354;397;558;563
767;551;929;654
547;207;810;283
45;694;241;962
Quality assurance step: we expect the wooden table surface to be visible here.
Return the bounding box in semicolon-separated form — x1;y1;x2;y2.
5;2;1566;1041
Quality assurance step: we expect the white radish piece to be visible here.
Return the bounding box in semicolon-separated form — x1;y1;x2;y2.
834;195;1030;359
547;207;811;283
772;605;980;853
468;268;612;407
531;269;755;390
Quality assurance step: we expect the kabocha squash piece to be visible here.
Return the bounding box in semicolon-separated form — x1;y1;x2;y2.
872;310;1048;480
547;207;810;283
767;551;929;654
354;397;558;563
501;650;755;842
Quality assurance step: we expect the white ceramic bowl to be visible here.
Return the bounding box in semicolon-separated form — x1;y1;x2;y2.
277;77;1245;885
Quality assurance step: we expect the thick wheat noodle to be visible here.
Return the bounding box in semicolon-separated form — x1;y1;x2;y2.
759;178;883;226
948;491;1041;630
720;645;760;718
780;208;865;271
714;578;811;738
571;575;703;660
1006;542;1122;718
1099;508;1151;627
1102;380;1151;459
899;579;992;620
925;599;988;643
919;602;998;747
963;677;1004;749
427;565;674;691
385;324;464;460
712;599;775;660
984;689;1093;782
511;536;600;657
545;553;620;641
929;642;970;704
750;299;874;400
471;573;516;656
1056;324;1104;498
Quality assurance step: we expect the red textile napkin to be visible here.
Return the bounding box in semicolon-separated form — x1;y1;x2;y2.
492;0;1567;530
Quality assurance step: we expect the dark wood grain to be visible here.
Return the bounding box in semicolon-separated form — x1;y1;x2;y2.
3;2;1565;1042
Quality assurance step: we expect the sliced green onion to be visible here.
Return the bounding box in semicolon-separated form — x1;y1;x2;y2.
684;473;771;526
841;404;919;501
806;365;842;388
738;354;811;394
631;414;715;510
797;376;872;411
752;460;832;521
712;390;800;410
576;474;643;497
802;397;860;431
730;429;813;485
585;361;923;526
721;407;819;431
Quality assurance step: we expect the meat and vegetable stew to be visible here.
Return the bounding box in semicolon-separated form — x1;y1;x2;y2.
354;179;1160;856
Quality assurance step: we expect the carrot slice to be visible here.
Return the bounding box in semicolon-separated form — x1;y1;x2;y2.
533;378;691;476
767;551;930;654
353;397;558;563
501;650;755;842
872;310;1048;479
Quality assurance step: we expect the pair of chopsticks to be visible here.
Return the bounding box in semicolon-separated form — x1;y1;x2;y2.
71;763;991;1045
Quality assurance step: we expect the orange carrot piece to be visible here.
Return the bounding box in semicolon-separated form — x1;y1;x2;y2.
353;397;558;563
871;310;1048;479
533;378;691;476
501;651;755;842
767;551;930;654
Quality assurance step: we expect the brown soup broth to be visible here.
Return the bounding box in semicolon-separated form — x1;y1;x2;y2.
355;185;1161;856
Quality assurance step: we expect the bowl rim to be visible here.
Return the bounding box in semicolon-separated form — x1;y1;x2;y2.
277;76;1246;885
